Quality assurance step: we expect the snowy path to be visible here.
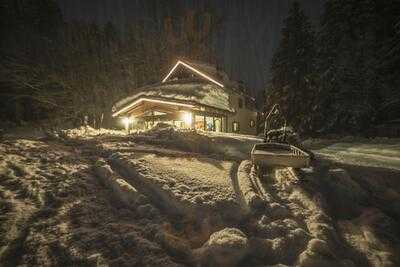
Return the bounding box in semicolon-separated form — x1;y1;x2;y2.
313;142;400;170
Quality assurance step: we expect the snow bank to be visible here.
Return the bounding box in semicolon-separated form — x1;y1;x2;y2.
237;160;264;211
93;160;143;209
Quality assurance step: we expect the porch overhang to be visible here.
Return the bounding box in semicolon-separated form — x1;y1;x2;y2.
112;97;195;117
112;96;233;120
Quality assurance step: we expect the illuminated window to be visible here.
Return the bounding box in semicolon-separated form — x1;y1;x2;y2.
232;122;240;132
250;120;255;127
238;98;243;109
206;117;214;131
195;115;205;130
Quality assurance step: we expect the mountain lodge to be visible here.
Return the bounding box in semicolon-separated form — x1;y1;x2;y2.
112;60;259;135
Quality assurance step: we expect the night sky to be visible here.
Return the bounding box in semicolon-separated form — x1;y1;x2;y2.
57;0;324;94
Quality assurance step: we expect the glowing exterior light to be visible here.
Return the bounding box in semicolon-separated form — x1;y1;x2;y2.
112;98;195;117
121;117;133;128
121;117;134;131
162;60;224;88
182;112;193;127
162;61;181;83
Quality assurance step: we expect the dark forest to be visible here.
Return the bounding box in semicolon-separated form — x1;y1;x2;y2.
1;2;400;266
1;0;399;136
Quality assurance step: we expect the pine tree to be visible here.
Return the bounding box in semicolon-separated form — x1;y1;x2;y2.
318;0;400;134
266;1;317;134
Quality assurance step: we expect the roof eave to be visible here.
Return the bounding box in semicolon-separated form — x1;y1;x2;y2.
112;95;233;117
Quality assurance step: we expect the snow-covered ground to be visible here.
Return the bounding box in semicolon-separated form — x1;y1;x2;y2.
111;152;241;220
1;128;399;266
312;141;400;170
0;138;181;266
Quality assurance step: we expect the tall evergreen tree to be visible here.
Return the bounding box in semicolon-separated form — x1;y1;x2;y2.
317;0;400;133
265;1;317;134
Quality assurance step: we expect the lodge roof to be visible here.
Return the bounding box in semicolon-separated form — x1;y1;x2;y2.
112;60;257;117
167;59;231;85
113;79;234;116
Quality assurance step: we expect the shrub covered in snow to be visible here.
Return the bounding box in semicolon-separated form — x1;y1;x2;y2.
61;126;125;139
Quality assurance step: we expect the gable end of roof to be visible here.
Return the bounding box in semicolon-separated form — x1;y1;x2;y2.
162;60;225;88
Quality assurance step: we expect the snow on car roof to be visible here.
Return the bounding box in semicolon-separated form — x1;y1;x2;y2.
113;79;234;114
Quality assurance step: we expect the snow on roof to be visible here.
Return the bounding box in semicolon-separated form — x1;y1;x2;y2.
113;80;234;115
162;60;226;88
165;59;256;102
186;60;231;83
